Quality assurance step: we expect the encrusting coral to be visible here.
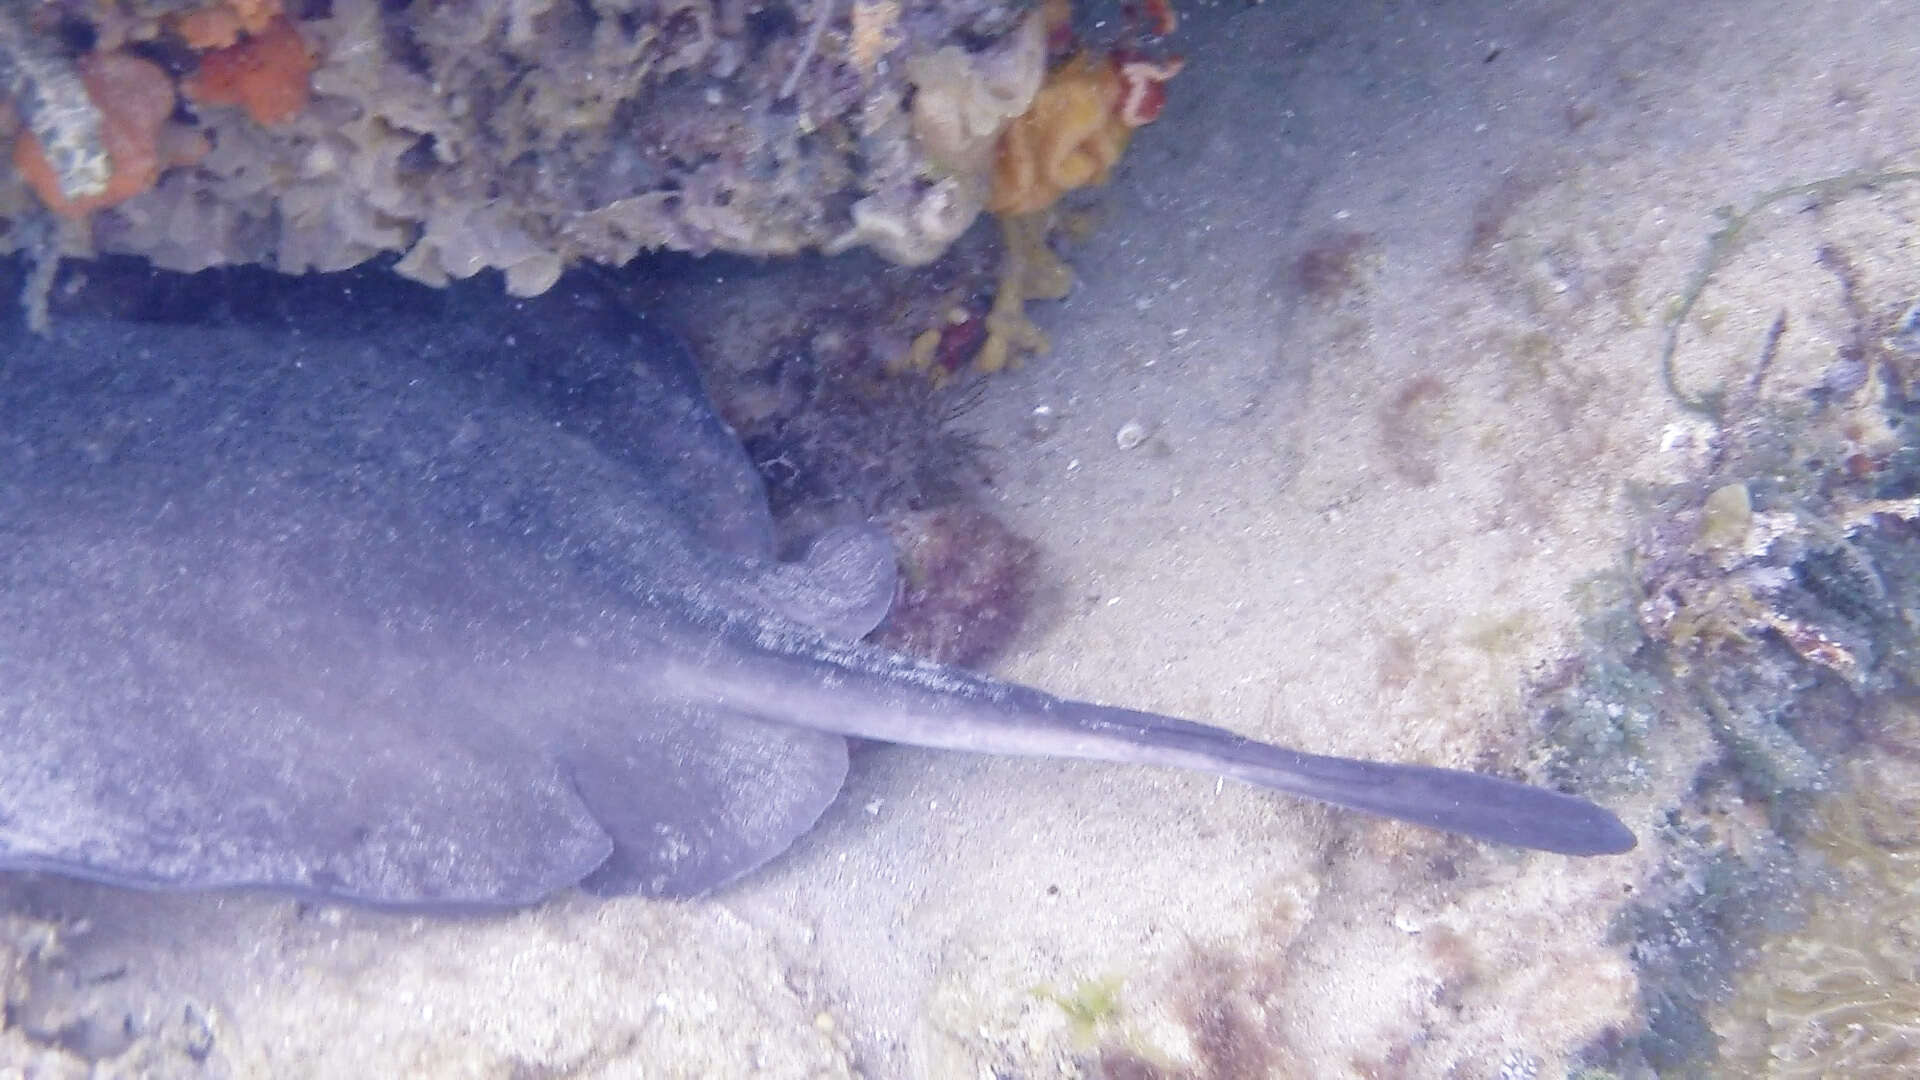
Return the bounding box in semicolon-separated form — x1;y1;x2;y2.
0;0;1186;328
0;0;1183;335
842;8;1047;268
0;0;1067;295
907;12;1047;182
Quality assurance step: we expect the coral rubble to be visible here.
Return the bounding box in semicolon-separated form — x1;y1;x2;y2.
11;51;204;218
1525;174;1920;1075
0;6;108;205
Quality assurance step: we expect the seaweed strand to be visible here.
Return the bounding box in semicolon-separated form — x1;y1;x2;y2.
1660;166;1920;419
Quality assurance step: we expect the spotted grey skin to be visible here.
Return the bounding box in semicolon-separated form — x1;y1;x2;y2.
0;278;1631;908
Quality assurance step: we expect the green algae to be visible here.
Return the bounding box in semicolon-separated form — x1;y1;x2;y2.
1696;483;1753;557
1659;165;1920;417
1036;974;1125;1045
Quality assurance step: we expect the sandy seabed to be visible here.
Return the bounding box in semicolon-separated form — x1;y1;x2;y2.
7;0;1920;1076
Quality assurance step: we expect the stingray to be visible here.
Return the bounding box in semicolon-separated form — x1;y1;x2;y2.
0;276;1633;908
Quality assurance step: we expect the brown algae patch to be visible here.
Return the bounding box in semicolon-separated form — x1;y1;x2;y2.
1713;767;1920;1077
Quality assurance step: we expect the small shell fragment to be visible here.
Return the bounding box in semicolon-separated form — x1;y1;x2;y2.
1028;404;1059;440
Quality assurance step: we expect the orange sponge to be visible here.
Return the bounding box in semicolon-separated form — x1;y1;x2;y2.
987;52;1182;216
183;16;314;126
173;0;285;50
989;54;1128;216
13;52;187;218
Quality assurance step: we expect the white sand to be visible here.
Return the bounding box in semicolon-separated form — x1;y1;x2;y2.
9;0;1920;1075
